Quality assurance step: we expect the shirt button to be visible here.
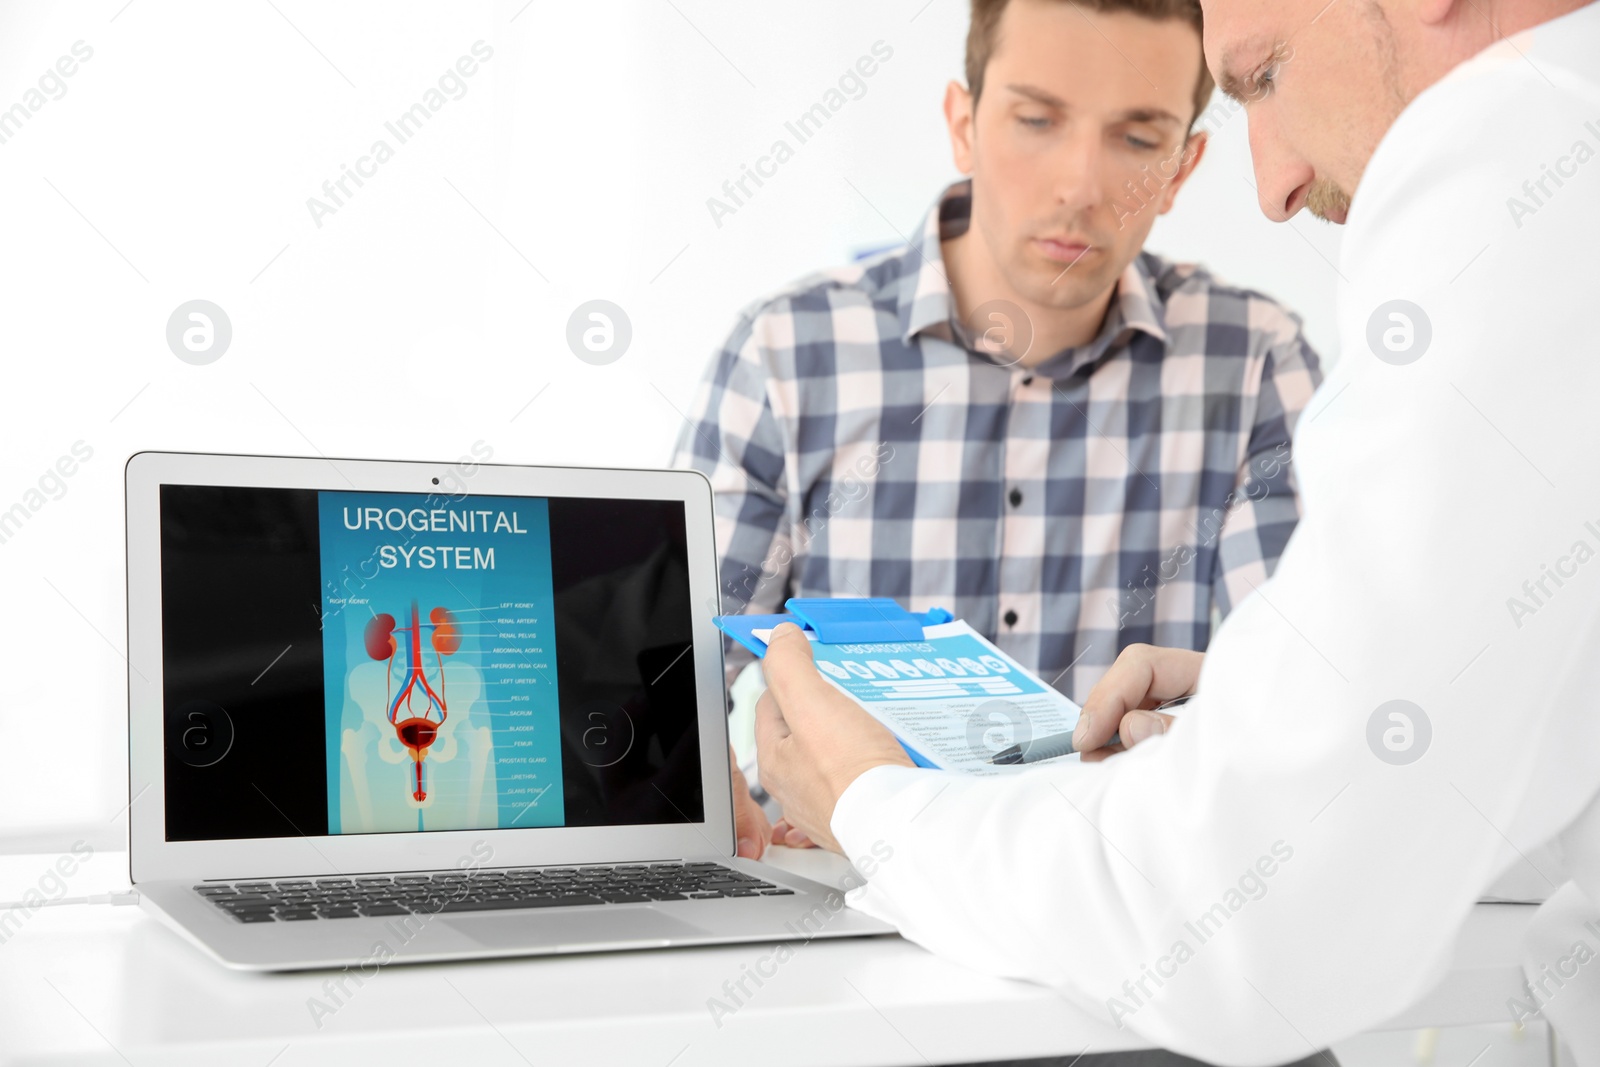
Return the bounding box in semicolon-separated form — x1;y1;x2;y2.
1003;609;1019;627
1008;487;1023;508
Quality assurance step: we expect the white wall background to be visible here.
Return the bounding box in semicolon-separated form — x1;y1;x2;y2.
0;0;1343;843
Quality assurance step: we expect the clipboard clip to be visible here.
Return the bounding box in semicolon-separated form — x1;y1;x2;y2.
783;597;952;644
712;597;954;659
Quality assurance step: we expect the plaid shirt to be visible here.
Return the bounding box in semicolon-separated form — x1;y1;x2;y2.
674;181;1322;703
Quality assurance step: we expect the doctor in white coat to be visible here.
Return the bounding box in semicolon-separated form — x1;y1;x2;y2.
752;0;1600;1060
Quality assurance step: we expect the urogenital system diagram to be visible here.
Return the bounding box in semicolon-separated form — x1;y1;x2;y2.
363;602;461;802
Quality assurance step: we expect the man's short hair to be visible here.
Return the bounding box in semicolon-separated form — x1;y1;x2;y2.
966;0;1216;128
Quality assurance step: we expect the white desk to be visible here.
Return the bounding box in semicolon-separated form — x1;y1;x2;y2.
0;848;1536;1067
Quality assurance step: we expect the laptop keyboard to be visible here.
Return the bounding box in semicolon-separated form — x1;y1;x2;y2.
195;862;793;923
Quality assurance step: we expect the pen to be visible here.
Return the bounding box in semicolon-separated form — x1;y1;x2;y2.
986;695;1195;765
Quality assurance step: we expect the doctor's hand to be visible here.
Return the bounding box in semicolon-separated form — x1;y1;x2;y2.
755;624;914;853
1074;643;1203;763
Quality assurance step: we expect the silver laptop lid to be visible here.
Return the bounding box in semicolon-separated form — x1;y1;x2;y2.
125;452;734;885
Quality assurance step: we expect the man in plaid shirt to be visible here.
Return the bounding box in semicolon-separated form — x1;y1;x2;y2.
676;0;1322;854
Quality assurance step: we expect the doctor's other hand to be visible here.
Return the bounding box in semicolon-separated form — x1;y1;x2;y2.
1074;643;1204;763
730;745;770;859
755;623;914;853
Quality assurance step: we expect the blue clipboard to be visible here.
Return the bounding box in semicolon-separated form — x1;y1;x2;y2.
714;598;954;768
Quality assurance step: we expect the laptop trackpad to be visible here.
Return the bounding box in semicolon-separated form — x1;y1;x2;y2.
444;907;712;949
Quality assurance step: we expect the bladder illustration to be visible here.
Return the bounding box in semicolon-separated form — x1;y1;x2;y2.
364;602;461;801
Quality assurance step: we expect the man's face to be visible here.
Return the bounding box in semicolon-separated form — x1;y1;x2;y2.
1202;0;1409;223
950;0;1207;312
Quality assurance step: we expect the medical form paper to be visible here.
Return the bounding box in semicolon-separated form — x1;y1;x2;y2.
752;620;1083;775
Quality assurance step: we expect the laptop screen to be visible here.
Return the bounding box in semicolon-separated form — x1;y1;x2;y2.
157;484;706;842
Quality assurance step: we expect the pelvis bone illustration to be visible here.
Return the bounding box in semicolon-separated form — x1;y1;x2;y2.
364;603;461;801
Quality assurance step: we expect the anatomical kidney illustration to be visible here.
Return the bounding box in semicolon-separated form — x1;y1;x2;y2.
364;602;460;802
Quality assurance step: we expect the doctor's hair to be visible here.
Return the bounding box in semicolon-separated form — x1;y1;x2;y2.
965;0;1216;128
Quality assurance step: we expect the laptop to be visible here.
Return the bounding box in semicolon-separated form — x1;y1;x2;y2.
125;451;894;971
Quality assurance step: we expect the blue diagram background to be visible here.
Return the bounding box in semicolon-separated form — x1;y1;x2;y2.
317;491;563;833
